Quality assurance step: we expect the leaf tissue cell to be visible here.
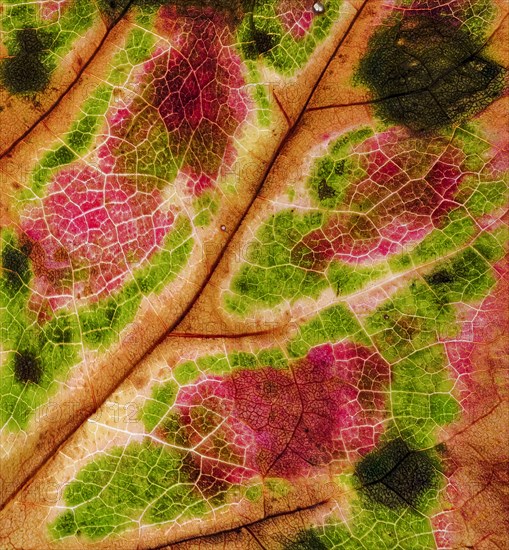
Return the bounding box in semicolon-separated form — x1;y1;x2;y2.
0;0;507;549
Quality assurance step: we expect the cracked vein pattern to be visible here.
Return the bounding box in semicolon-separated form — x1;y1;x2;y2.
0;0;507;549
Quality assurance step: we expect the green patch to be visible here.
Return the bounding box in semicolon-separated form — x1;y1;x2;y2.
0;218;192;431
307;127;373;209
365;280;457;363
473;227;508;263
193;191;219;227
397;209;476;267
463;178;508;217
140;381;178;432
391;346;459;446
328;261;389;296
225;210;327;314
288;303;365;357
170;347;288;388
424;247;495;304
66;85;113;153
49;442;205;540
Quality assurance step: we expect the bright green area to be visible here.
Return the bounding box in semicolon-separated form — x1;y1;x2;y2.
307;127;373;209
473;226;509;263
388;208;477;272
244;60;272;127
49;442;207;540
237;0;343;76
287;303;367;357
305;475;439;549
140;381;179;432
328;261;389;296
225;210;327;314
389;346;459;447
0;232;80;430
0;218;193;430
366;245;496;445
193;191;219;227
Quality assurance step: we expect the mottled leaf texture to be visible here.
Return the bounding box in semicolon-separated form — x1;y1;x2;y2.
0;0;507;549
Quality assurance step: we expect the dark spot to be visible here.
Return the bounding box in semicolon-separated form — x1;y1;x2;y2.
234;277;249;294
96;0;130;21
355;438;439;509
105;303;118;323
425;268;455;287
2;240;32;292
0;29;51;94
334;159;346;175
13;351;43;385
357;14;505;131
317;179;337;201
242;28;277;59
284;529;327;550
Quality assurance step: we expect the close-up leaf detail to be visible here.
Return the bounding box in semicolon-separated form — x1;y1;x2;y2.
0;0;507;549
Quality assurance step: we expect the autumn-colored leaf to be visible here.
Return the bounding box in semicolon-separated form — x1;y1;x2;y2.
0;0;507;548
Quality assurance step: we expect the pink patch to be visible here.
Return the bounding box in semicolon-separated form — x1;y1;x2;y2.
172;342;390;486
21;166;173;312
39;0;69;20
305;128;465;264
278;0;315;38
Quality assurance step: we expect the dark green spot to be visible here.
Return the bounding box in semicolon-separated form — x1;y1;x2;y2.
424;268;455;287
317;179;337;201
13;351;43;385
242;27;277;59
355;438;438;510
2;241;32;292
1;29;51;94
357;14;505;131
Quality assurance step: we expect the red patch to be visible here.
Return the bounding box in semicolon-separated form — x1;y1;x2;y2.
150;6;249;192
172;342;390;485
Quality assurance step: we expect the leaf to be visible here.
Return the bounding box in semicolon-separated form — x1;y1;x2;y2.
0;0;507;548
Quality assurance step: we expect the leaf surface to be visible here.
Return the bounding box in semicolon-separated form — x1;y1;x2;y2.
0;0;507;548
